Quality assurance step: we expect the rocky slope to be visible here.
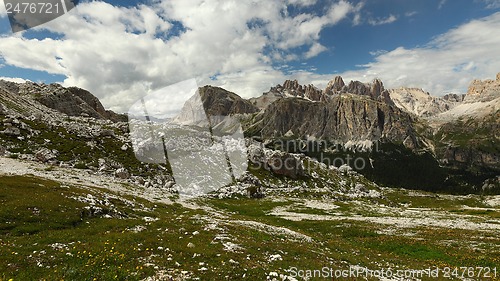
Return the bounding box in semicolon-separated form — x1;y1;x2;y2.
1;75;498;194
244;74;498;193
0;80;125;122
198;85;259;117
246;76;421;149
249;76;394;109
249;94;417;145
426;74;500;182
388;87;462;117
465;72;500;102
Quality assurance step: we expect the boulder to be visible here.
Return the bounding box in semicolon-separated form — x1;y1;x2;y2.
1;126;21;136
115;168;130;179
35;148;58;162
266;151;304;179
99;129;116;138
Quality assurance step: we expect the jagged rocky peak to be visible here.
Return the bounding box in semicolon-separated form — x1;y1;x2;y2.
324;76;394;105
465;72;500;102
442;93;465;103
198;85;259;116
267;79;323;101
325;76;345;93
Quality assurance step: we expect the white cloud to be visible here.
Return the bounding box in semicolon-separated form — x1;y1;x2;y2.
287;0;318;7
368;14;397;26
305;42;328;59
0;0;499;112
0;0;355;112
481;0;500;9
0;76;29;83
336;12;500;95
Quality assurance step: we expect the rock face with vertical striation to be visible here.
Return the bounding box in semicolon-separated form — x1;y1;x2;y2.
324;76;345;94
250;94;417;145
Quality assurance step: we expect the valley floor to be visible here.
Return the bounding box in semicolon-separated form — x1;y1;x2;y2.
0;156;499;280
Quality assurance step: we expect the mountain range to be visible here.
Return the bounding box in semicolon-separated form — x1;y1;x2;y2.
190;73;500;193
0;73;499;194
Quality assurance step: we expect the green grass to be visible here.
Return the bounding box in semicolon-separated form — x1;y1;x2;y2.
1;175;499;280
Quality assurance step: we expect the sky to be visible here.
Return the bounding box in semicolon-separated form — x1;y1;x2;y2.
0;0;500;112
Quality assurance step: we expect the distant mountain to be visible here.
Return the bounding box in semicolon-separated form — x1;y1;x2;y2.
249;76;393;109
0;74;498;194
201;74;499;193
466;73;500;102
174;85;259;126
0;80;125;122
388;87;462;117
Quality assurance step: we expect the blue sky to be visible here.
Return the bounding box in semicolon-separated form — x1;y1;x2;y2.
0;0;499;112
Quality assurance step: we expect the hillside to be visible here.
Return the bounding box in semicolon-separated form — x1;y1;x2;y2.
0;76;499;280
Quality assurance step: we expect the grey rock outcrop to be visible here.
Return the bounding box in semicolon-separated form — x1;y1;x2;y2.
0;80;125;122
250;95;416;145
465;72;500;102
324;77;394;105
259;80;324;102
443;93;465;103
199;86;259;117
115;168;130;179
35;148;58;163
388;88;461;117
325;76;345;93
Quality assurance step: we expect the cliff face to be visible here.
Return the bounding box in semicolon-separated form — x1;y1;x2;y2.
252;94;417;144
198;86;259;117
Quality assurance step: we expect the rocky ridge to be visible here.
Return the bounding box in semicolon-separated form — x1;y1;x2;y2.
1;74;499;194
388;87;462;117
324;76;394;105
466;72;500;102
0;80;125;122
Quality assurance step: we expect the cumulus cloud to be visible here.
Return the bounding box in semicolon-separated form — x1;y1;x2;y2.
0;0;499;113
368;14;397;26
305;42;328;59
0;76;29;83
337;12;500;95
287;0;318;7
0;0;355;112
